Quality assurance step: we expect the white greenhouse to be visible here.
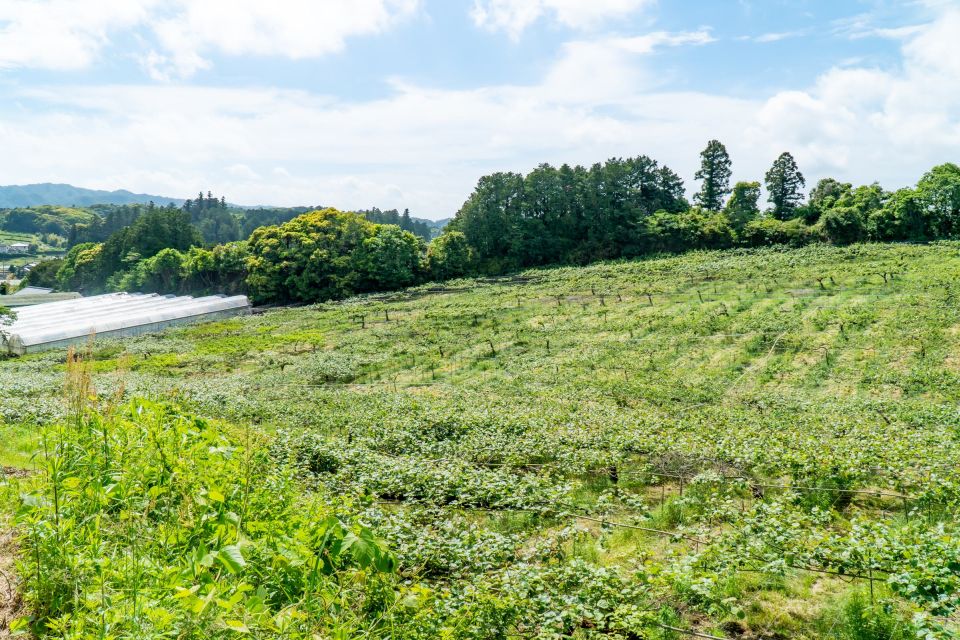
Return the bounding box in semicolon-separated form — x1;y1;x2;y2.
1;292;252;355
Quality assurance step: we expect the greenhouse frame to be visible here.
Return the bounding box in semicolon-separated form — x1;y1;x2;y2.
1;292;252;355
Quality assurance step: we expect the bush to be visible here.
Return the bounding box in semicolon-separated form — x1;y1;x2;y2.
823;206;868;245
740;217;821;247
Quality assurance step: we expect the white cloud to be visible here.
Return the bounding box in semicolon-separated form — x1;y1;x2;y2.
0;8;958;218
471;0;653;39
0;0;158;70
0;0;420;77
748;6;960;184
147;0;420;79
542;30;714;102
749;30;806;43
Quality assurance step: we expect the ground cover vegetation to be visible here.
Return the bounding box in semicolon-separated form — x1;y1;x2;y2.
2;242;960;638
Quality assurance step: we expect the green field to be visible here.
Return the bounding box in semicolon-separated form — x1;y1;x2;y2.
3;242;960;638
0;230;64;269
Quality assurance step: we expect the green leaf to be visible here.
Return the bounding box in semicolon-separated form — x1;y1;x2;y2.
224;619;250;633
9;616;31;636
217;545;247;574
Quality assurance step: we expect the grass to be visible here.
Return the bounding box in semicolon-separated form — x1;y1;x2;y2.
2;242;959;638
0;425;37;470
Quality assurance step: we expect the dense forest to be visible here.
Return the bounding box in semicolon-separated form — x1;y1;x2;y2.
448;144;960;272
14;142;960;305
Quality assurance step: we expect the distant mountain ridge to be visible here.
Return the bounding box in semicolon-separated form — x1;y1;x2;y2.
0;184;452;228
0;183;185;208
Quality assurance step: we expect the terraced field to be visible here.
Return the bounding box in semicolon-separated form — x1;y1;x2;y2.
2;242;960;638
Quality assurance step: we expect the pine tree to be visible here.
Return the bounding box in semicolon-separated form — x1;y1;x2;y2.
765;152;806;219
694;140;733;211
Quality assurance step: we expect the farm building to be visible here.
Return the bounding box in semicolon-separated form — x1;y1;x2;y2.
0;242;31;254
1;292;252;355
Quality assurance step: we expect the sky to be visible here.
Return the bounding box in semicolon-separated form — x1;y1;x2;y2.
0;0;957;219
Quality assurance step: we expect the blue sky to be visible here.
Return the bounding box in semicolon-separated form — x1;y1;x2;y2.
0;0;956;218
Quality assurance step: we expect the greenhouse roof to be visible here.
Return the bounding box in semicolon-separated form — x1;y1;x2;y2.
2;292;251;354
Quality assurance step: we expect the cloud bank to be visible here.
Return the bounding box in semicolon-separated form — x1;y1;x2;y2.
0;2;956;218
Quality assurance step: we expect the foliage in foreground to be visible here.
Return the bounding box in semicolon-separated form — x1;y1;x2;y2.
15;381;398;638
8;242;960;638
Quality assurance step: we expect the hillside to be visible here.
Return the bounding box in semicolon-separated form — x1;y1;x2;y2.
2;243;960;638
0;183;185;208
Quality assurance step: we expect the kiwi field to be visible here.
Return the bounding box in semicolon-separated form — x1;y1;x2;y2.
3;242;960;639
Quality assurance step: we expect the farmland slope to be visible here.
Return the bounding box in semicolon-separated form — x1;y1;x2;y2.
2;242;960;638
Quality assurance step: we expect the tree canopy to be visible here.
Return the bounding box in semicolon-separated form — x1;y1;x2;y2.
765;152;806;220
694;140;733;211
246;209;423;304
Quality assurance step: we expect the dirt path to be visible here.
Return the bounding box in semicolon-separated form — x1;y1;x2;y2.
0;527;25;639
1;467;30;638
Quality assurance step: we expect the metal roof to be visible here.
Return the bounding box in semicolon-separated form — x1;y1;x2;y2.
2;292;251;354
11;286;53;296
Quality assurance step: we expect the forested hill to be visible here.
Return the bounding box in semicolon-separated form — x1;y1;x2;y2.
0;183;184;208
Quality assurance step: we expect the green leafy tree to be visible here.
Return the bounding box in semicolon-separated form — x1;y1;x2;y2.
822;207;867;245
353;224;423;291
870;188;931;241
246;209;379;304
808;178;852;222
90;207;202;291
132;248;188;293
917;163;960;236
449;172;526;273
724;181;762;231
694;140;733;211
449;156;687;273
765;152;806;220
56;242;104;292
183;242;250;295
427;231;473;281
21;258;64;290
838;183;887;215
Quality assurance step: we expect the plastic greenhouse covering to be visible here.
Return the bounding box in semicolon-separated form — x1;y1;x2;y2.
1;292;251;355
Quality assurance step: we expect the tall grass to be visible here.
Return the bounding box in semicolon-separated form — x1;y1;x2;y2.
14;350;399;638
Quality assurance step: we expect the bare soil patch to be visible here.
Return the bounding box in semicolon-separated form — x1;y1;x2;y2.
0;528;26;639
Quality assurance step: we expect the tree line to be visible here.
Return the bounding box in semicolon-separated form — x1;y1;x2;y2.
5;197;438;250
447;143;960;271
31;207;450;304
18;143;960;305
